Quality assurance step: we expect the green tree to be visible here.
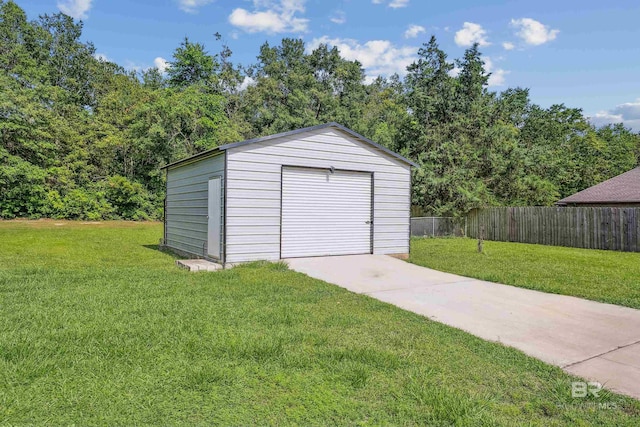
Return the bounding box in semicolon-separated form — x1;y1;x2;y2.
167;38;217;87
1;1;638;220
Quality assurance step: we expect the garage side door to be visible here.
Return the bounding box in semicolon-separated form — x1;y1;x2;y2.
281;167;372;258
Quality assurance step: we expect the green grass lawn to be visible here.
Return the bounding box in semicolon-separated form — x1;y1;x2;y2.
410;237;640;310
1;221;639;425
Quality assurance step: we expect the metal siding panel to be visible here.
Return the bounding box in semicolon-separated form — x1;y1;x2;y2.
220;124;417;167
166;207;208;216
375;186;410;195
376;226;410;234
226;252;281;263
230;150;401;171
227;243;283;254
374;246;409;254
166;220;209;231
227;233;281;245
228;188;280;200
167;226;208;241
226;198;281;209
226;216;281;226
374;173;411;183
166;233;206;253
166;199;208;208
374;167;410;254
227;161;280;174
166;188;208;199
225;225;281;236
165;153;225;257
232;139;397;161
168;166;219;182
226;207;280;217
225;169;281;182
226;180;281;191
225;128;411;261
375;217;410;225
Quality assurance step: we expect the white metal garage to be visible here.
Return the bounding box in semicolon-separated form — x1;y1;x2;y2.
161;122;417;265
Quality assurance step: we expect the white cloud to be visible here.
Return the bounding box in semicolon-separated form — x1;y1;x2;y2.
510;18;559;46
404;24;426;39
612;100;640;120
590;111;624;127
448;66;460;78
57;0;92;19
454;22;490;47
502;41;515;50
483;56;509;87
94;53;109;62
154;57;169;74
229;0;309;34
590;99;640;131
389;0;409;7
372;0;409;8
308;36;417;81
330;10;346;24
123;60;145;73
177;0;214;14
121;58;169;74
487;68;508;86
239;76;256;91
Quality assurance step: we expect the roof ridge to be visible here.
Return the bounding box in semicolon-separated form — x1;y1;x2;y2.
163;122;418;169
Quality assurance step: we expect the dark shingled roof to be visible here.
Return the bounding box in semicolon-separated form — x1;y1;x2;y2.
557;167;640;205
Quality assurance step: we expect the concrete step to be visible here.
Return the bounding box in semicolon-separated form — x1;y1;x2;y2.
176;259;223;272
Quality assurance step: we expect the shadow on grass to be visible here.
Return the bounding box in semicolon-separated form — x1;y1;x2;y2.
142;244;182;260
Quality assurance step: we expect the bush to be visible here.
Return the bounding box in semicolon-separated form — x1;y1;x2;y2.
0;159;161;220
60;189;114;220
103;175;157;220
42;190;65;218
0;154;48;219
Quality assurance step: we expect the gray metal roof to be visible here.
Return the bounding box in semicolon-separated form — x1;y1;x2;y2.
162;122;418;169
557;167;640;205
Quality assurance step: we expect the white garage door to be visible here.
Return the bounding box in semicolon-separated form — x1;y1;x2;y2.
281;167;373;258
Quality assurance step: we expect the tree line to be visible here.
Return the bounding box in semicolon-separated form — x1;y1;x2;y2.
1;0;638;220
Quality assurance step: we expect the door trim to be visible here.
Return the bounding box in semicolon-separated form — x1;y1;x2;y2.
279;165;374;259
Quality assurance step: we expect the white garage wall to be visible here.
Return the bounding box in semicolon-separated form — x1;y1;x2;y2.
225;127;411;263
165;153;225;257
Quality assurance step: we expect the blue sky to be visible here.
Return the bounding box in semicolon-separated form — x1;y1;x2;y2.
18;0;640;130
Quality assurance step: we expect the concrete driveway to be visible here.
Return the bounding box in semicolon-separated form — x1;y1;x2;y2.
286;254;640;400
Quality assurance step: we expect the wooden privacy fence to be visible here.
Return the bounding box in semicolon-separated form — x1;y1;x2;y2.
466;207;640;252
